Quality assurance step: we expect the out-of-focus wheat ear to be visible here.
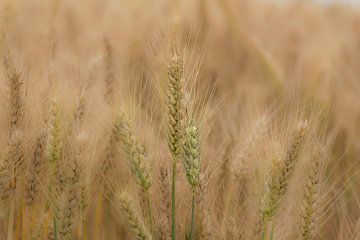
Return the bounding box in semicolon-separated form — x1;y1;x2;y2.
45;97;65;218
166;51;185;240
5;132;24;240
30;210;58;240
299;147;324;240
59;157;81;240
3;52;24;133
2;52;25;199
278;121;309;196
0;130;23;199
47;97;63;168
222;116;268;232
260;121;309;239
73;91;86;128
3;60;25;240
98;113;122;189
260;148;282;236
231;116;268;180
103;38;115;105
25;132;47;206
116;192;152;240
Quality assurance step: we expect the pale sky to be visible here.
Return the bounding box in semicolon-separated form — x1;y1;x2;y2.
270;0;360;4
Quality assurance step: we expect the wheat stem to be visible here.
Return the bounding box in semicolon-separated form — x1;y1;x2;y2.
6;191;15;240
171;162;176;240
189;195;196;240
53;217;58;240
166;52;184;240
145;191;153;235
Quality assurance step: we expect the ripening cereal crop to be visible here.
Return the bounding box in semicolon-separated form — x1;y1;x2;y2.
0;0;359;239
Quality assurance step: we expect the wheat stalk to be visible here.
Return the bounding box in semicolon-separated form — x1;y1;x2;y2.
45;97;65;240
166;51;184;240
183;117;201;240
116;111;153;232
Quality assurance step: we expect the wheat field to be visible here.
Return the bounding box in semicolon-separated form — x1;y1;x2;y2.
0;0;359;239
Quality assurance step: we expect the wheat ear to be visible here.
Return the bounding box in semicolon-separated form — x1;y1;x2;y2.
116;111;153;232
25;133;47;206
300;147;324;240
117;192;152;240
59;158;81;240
261;121;309;239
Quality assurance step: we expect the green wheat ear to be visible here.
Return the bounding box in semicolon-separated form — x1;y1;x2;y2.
183;117;201;192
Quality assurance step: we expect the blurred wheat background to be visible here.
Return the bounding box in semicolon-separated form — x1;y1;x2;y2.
0;0;359;239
